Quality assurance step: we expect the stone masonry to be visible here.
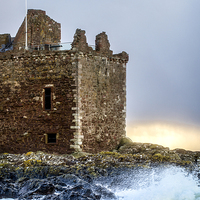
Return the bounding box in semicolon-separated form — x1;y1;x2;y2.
0;10;128;154
14;9;61;50
0;34;11;48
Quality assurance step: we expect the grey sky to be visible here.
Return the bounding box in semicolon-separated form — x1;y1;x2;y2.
1;0;200;128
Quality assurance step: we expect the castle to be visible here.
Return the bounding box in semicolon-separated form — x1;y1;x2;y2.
0;10;128;154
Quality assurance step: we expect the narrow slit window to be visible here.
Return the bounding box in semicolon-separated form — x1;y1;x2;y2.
45;88;51;110
47;133;57;143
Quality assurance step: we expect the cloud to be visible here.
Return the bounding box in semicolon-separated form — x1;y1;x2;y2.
1;0;200;143
127;121;200;151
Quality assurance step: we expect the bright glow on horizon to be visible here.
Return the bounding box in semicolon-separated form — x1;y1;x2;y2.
126;122;200;151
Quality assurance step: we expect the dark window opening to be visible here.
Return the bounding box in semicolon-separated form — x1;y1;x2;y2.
105;68;107;76
45;88;51;110
47;133;57;143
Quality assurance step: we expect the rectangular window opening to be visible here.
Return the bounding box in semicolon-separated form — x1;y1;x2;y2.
47;133;57;144
45;88;51;110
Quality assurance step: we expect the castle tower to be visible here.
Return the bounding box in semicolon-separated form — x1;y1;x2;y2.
0;10;128;154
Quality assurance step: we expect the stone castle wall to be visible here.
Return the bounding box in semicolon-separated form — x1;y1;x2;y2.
77;54;127;153
0;51;76;154
70;30;128;153
0;48;128;154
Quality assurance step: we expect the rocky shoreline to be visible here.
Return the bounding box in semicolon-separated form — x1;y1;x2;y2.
1;139;200;199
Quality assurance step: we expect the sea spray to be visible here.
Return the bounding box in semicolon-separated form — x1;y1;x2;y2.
1;198;16;200
113;166;200;200
1;166;200;200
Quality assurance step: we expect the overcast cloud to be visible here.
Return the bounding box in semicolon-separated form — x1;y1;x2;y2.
1;0;200;148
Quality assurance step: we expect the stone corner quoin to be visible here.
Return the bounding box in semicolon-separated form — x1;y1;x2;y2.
0;9;129;154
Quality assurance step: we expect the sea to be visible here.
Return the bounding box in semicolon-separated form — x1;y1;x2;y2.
114;166;200;200
2;166;200;200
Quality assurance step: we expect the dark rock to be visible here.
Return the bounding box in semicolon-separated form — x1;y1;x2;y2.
59;184;101;200
82;174;93;183
43;194;61;200
18;179;55;199
57;174;82;186
0;183;18;199
93;184;117;199
35;182;55;195
48;176;67;187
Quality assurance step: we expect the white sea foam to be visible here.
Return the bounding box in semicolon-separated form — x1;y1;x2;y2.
1;199;15;200
115;167;200;200
2;167;200;200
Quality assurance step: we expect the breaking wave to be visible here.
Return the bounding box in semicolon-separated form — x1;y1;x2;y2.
2;167;200;200
111;167;200;200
